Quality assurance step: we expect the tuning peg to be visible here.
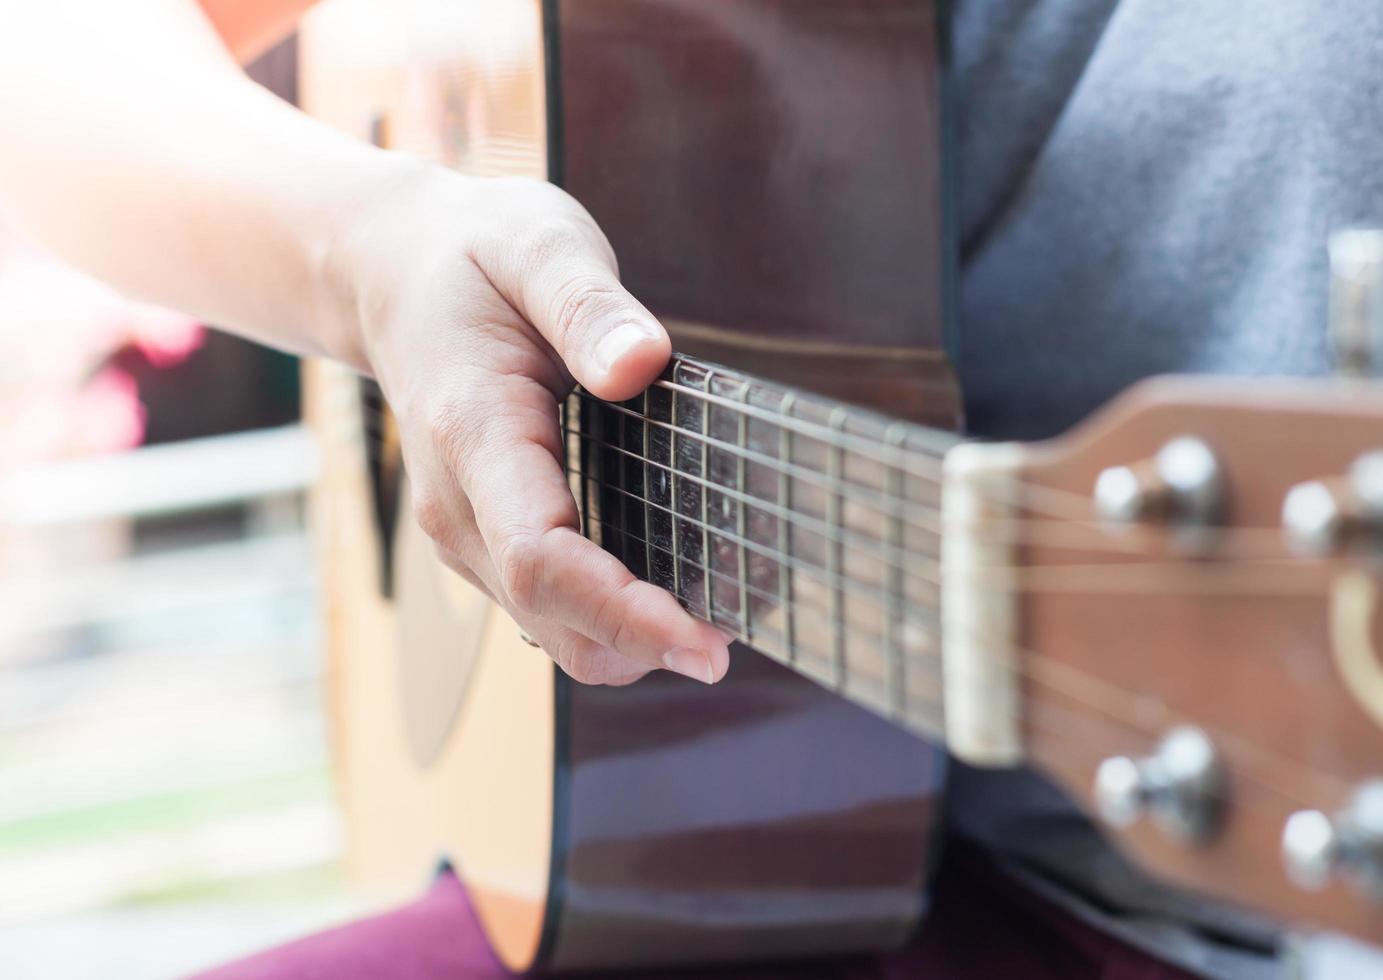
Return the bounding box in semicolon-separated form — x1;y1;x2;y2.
1094;726;1224;843
1093;437;1222;547
1282;481;1346;556
1282;780;1383;900
1282;449;1383;556
1329;228;1383;377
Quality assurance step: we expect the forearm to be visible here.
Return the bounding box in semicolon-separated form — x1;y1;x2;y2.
0;0;407;369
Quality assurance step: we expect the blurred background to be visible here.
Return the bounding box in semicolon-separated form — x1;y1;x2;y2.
2;21;363;980
0;194;357;977
0;221;354;978
0;2;545;975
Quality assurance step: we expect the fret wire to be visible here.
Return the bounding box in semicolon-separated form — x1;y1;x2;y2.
779;392;798;667
560;425;941;577
617;396;631;569
827;407;847;690
574;402;590;539
883;422;908;717
594;399;609;546
641;390;654;594
584;516;944;678
573;391;947;530
699;370;714;618
735;381;751;647
571;405;1198;562
591;373;1107;529
582;507;1312;768
651;375;956;477
657;368;1107;529
565;466;942;615
670;387;683;603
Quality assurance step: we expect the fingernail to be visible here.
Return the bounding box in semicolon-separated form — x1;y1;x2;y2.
663;646;716;684
593;321;661;378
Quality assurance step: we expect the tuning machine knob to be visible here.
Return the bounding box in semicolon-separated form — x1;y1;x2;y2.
1094;726;1224;843
1282;450;1383;557
1283;780;1383;900
1094;437;1223;547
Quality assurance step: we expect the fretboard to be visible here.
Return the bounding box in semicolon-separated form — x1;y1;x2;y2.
564;355;959;739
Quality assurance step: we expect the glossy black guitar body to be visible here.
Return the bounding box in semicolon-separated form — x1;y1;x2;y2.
533;1;958;970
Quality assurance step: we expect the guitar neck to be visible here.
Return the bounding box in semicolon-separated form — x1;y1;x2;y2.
567;358;1383;944
566;354;961;741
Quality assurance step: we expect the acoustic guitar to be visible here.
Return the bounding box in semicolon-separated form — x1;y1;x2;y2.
300;0;1383;973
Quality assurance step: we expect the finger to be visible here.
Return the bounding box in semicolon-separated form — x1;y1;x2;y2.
512;610;653;687
424;494;655;688
431;539;495;595
480;206;671;401
462;425;730;684
432;539;650;687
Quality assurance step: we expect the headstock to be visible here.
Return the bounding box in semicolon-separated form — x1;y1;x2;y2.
1007;375;1383;943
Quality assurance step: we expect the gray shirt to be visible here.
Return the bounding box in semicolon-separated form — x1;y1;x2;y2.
949;2;1383;976
956;0;1383;439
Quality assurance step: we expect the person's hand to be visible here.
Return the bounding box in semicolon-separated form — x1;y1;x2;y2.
342;165;731;687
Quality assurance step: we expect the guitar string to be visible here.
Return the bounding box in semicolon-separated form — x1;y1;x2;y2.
577;468;1349;806
568;466;944;608
376;382;1358;798
572;393;953;528
646;376;1126;525
566;425;943;572
965;623;1353;807
575;471;1329;729
360;391;1300;562
566;458;1328;598
570;394;1305;558
580;506;1343;810
651;374;960;465
579;387;1096;523
584;515;943;660
1014;704;1336;813
566;425;1322;582
358;394;1348;810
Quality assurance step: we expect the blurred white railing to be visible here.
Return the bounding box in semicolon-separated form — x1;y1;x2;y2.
0;424;319;528
0;423;341;944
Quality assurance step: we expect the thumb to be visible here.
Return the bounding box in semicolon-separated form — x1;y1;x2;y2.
486;215;671;400
533;264;670;401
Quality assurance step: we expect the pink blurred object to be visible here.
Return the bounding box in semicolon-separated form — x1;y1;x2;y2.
0;231;202;466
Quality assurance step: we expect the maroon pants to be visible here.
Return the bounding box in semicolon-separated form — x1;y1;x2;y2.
195;849;1195;980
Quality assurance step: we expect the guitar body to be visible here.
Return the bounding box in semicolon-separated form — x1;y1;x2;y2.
303;0;957;972
306;0;1383;960
392;537;946;973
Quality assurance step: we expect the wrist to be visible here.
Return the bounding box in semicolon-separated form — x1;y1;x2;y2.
314;150;461;381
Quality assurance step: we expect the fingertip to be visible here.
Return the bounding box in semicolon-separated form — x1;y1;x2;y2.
705;641;731;684
663;645;728;685
668;622;732;685
585;320;671;400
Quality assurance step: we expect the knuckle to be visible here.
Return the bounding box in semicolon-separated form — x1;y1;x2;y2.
431;542;470;578
592;576;640;648
496;532;545;614
426;395;502;480
553;636;608;686
412;487;452;544
431;541;457;568
549;276;626;349
515;214;584;275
